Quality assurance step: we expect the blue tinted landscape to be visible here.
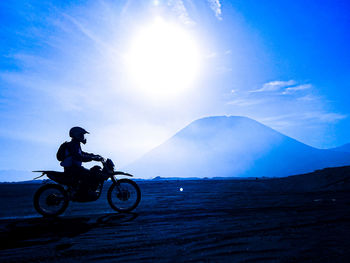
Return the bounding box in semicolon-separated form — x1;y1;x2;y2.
1;173;350;262
1;0;350;262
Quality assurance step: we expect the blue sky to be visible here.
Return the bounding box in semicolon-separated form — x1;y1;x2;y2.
0;0;349;175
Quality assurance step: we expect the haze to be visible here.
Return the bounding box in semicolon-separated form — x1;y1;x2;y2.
0;1;349;178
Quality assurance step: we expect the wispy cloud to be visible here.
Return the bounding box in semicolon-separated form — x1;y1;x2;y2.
304;112;347;123
226;80;347;147
297;94;316;101
227;98;262;107
2;1;223;170
61;13;121;58
250;80;296;93
167;0;222;24
282;84;312;95
207;0;222;20
250;80;313;96
262;111;347;126
167;0;195;25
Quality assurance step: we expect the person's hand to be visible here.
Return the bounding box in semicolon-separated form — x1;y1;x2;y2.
94;155;104;162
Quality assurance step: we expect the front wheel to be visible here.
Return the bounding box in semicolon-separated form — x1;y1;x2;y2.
33;184;69;217
107;179;141;212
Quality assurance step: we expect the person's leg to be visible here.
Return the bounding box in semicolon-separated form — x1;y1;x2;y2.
89;166;104;183
65;166;90;188
76;166;93;189
64;167;79;187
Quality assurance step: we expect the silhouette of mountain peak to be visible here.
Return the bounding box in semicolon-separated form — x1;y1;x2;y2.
128;116;350;178
186;115;264;130
184;115;281;133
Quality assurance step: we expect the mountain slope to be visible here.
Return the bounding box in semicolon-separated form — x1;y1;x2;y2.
0;170;34;182
128;116;350;178
330;143;350;153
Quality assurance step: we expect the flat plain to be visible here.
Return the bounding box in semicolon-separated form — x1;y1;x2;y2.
0;172;350;262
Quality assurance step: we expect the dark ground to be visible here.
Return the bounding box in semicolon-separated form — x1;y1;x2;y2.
1;168;350;262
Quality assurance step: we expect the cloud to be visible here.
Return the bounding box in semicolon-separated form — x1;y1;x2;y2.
2;1;221;170
303;112;347;123
282;84;312;95
61;13;121;57
207;0;222;20
261;112;347;127
227;98;262;107
250;80;296;93
258;110;347;148
297;94;316;101
250;80;312;96
226;80;347;148
167;0;195;25
167;0;222;24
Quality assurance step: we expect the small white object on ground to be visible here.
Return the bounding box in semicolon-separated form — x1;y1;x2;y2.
180;187;183;192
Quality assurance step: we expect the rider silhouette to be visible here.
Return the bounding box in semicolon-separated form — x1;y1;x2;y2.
60;127;103;188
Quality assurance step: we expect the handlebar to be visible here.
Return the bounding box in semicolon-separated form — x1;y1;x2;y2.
93;155;104;162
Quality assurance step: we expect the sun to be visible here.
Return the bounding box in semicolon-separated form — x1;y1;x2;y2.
124;17;200;100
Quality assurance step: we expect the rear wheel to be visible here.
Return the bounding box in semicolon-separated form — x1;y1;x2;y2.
33;184;69;217
107;179;141;212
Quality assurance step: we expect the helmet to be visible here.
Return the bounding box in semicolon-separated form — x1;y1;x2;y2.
69;127;89;144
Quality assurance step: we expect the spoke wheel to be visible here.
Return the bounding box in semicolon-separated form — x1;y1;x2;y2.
33;184;69;217
107;179;141;212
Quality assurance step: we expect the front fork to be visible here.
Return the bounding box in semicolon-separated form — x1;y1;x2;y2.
111;175;121;192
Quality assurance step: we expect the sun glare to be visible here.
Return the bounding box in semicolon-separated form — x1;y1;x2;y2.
125;17;200;100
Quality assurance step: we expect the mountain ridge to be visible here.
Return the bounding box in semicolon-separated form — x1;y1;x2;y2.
128;115;350;178
329;143;350;153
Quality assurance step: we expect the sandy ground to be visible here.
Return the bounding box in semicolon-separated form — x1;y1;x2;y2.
0;173;350;262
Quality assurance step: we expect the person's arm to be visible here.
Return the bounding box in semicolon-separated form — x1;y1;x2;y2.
67;141;102;162
81;151;97;162
67;142;93;162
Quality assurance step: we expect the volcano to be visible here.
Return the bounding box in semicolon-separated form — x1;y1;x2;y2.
128;116;350;178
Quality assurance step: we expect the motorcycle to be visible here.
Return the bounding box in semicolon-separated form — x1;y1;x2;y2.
33;158;141;217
